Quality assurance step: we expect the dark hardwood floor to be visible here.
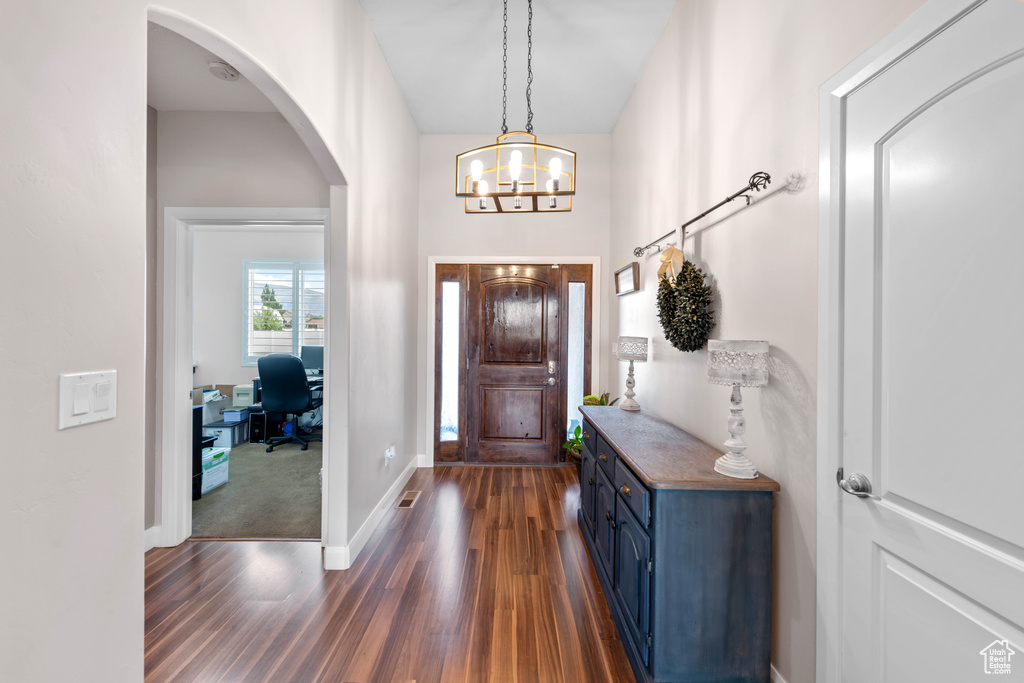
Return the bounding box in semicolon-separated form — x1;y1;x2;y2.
145;466;635;682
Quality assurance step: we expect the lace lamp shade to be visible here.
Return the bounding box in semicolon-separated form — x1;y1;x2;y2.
617;336;649;363
707;340;769;387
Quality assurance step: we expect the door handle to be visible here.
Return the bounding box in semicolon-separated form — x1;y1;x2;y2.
548;360;556;374
606;511;616;528
837;468;877;499
547;377;556;386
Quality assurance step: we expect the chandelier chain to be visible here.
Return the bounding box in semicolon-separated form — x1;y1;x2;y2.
501;0;508;135
526;0;534;134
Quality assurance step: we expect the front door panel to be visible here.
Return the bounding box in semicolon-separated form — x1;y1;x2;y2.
467;265;560;464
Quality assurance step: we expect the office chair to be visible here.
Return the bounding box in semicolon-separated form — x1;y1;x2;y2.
257;354;323;452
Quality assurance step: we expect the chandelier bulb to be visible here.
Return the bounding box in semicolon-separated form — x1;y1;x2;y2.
471;159;483;182
478;180;488;210
509;149;523;183
549;157;562;180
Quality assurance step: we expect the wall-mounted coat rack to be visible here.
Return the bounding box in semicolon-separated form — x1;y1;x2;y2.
633;171;772;258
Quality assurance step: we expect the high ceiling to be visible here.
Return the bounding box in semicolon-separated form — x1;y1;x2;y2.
147;23;275;112
359;0;677;134
148;1;677;132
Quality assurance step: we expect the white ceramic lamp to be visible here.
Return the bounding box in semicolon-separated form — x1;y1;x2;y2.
706;340;769;479
617;336;648;411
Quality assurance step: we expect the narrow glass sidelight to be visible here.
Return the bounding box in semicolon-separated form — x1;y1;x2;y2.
566;281;586;438
440;281;461;442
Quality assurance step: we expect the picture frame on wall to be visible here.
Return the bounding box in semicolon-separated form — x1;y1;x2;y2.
614;262;640;296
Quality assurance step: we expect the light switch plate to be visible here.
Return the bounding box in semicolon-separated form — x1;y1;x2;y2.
60;371;117;429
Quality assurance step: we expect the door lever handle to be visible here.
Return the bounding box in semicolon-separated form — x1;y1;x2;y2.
837;468;877;500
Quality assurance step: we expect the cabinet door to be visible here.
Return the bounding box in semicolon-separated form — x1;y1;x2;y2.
614;505;651;665
593;466;615;580
580;447;596;534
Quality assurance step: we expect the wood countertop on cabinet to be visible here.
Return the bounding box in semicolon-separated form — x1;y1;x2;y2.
579;405;780;492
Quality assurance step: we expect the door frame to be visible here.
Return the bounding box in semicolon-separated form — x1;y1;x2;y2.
159;207;330;547
816;1;984;679
425;256;602;466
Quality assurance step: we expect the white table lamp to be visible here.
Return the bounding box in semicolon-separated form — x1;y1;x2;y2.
617;336;648;411
707;340;769;479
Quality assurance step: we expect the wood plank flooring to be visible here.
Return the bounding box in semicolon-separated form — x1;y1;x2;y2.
145;466;635;682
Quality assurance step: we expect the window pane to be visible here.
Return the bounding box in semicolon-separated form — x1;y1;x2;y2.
566;282;586;438
299;268;325;348
249;268;293;358
440;281;460;442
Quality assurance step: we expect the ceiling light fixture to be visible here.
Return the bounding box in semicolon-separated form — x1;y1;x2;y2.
455;0;576;213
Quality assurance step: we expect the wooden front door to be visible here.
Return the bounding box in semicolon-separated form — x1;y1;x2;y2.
467;264;560;464
434;263;592;465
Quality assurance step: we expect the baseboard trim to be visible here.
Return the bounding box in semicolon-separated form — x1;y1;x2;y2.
418;453;432;468
771;663;788;683
144;525;162;552
322;457;420;571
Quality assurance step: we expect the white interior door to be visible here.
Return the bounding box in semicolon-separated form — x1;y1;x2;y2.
830;1;1024;680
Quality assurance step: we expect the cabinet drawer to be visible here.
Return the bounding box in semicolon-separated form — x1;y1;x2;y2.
581;419;597;456
595;433;616;480
615;459;650;527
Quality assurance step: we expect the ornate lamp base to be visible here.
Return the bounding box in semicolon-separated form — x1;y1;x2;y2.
715;384;758;479
714;452;758;479
620;359;641;411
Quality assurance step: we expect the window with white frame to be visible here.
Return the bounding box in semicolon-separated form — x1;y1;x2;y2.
242;259;324;365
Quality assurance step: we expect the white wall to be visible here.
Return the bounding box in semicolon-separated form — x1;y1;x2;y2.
609;1;925;681
1;1;419;680
416;134;613;457
146;105;158;530
192;229;324;389
156;111;329;209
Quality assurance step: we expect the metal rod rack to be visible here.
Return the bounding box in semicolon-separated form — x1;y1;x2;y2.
633;171;771;258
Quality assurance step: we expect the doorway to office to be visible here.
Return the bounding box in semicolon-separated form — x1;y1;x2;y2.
189;220;326;540
148;9;349;554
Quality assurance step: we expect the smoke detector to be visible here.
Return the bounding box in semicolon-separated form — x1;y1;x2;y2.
208;60;240;82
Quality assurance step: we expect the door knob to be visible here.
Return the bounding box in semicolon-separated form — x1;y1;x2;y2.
547;377;556;386
837;468;876;499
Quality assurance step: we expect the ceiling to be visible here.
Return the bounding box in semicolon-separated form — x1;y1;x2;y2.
359;0;677;134
147;23;276;112
147;1;677;132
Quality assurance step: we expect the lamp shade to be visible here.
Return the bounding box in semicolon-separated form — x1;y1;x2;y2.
617;336;649;363
707;340;769;387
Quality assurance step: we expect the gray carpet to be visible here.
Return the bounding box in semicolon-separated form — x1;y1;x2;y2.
191;437;322;539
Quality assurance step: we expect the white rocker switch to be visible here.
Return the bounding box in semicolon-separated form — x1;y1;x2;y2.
72;383;90;415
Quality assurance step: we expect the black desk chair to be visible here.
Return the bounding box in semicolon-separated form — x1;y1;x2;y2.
257;354;323;452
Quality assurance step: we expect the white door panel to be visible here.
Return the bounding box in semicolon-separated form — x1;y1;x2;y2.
835;0;1024;680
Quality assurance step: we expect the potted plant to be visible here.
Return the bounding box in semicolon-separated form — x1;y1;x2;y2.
563;425;584;471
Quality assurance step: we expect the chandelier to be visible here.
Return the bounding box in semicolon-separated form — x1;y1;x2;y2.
455;0;576;213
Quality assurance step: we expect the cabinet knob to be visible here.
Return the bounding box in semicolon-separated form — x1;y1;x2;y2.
599;452;608;462
588;478;594;485
605;511;612;521
620;484;631;497
583;431;590;440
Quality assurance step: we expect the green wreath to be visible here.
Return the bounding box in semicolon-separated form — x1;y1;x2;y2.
656;260;715;352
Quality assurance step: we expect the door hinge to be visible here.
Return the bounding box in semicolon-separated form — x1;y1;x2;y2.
646;634;652;648
646;559;653;573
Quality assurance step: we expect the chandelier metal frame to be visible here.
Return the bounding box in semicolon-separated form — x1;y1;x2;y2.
455;0;577;214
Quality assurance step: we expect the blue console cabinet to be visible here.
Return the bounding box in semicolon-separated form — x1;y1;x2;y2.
578;406;779;683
